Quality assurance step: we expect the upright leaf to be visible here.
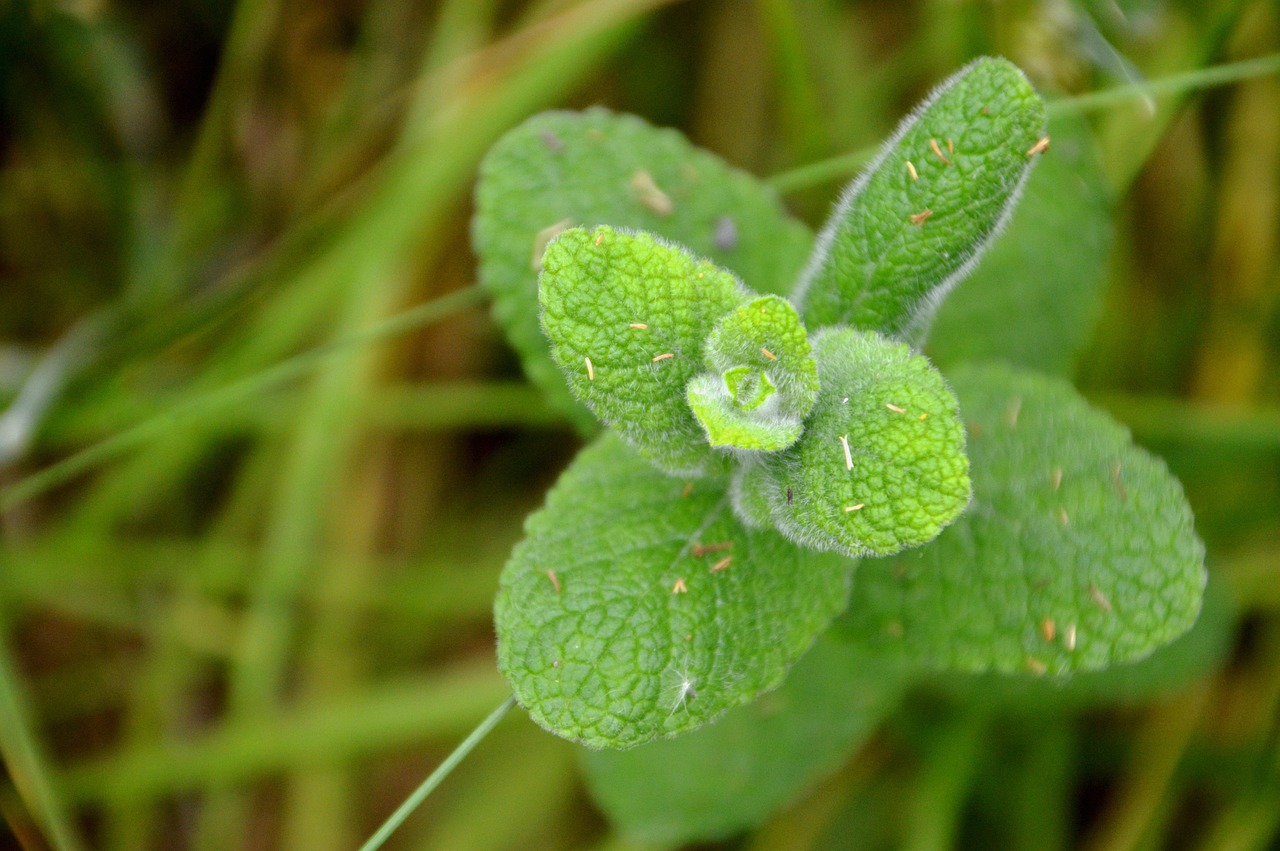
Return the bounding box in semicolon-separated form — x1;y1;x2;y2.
926;113;1114;374
837;364;1206;674
494;435;853;750
475;109;814;429
733;328;970;557
580;635;907;843
793;57;1047;339
540;226;750;476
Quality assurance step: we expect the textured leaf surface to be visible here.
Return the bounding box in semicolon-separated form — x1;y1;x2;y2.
794;57;1046;339
931;573;1232;712
580;634;906;843
495;435;853;750
687;295;818;451
926;113;1113;374
540;226;750;476
475;108;814;429
837;364;1206;674
734;328;970;557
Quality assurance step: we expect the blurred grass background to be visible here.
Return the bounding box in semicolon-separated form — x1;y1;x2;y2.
1;0;1278;849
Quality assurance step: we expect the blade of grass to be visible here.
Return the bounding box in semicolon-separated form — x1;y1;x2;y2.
0;285;485;512
0;618;87;851
59;661;509;806
358;695;515;851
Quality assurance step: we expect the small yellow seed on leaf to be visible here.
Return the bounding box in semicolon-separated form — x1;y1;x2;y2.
929;138;952;165
1065;623;1078;651
547;569;561;593
710;556;732;573
1040;618;1056;641
631;169;674;215
1051;467;1063;491
886;403;906;413
584;357;594;381
629;323;648;329
652;353;674;362
844;503;865;512
1089;584;1113;612
839;435;853;470
672;578;688;594
910;209;933;226
1027;135;1051;157
761;347;777;360
530;218;573;271
906;160;919;180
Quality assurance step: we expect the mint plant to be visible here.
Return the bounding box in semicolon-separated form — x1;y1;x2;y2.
473;55;1205;824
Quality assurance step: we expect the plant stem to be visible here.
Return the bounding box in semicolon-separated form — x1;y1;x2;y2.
1047;52;1280;116
767;53;1280;194
358;695;516;851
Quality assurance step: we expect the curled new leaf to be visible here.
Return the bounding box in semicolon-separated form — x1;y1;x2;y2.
686;296;819;452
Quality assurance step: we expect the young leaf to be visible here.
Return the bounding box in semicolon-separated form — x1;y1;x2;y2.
540;226;750;476
580;635;907;843
733;328;970;557
926;113;1113;374
792;57;1047;339
475;108;814;430
493;435;853;750
686;295;819;451
836;363;1207;675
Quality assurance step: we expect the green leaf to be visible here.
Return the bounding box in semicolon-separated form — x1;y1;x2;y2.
686;295;819;452
733;328;971;557
836;363;1207;675
475;108;814;430
926;113;1114;374
929;572;1233;712
793;57;1047;339
494;434;853;750
580;634;907;843
539;226;751;476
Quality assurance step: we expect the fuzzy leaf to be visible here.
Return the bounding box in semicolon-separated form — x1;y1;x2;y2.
494;435;853;750
929;573;1232;712
474;108;814;430
580;634;907;843
836;364;1207;675
793;57;1047;339
540;226;751;476
926;113;1113;374
733;328;970;557
686;295;819;451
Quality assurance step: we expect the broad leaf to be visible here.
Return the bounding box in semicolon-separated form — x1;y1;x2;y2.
926;113;1113;374
687;295;819;451
793;57;1047;339
475;108;814;430
837;363;1206;674
930;572;1232;712
734;328;970;557
494;435;853;749
540;226;750;476
580;634;907;843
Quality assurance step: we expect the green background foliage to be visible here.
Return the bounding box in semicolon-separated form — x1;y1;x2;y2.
2;1;1279;849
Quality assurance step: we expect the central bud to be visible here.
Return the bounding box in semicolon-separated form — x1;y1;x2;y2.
686;295;819;452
